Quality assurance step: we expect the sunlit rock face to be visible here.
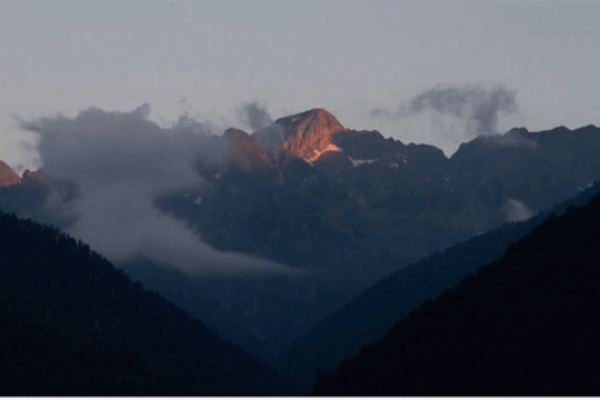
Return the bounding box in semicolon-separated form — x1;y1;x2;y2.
224;108;347;170
0;160;49;188
0;160;21;187
273;108;346;161
21;169;49;186
224;128;273;172
233;108;445;174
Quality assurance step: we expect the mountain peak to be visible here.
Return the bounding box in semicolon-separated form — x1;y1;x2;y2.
224;128;273;171
275;108;345;136
21;169;49;186
269;108;346;161
0;160;21;188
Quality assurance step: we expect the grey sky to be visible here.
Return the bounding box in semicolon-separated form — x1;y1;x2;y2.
2;1;600;170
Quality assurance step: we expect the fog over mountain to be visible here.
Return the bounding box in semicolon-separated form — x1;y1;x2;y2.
10;85;526;279
11;99;600;369
18;105;299;277
3;2;600;394
371;84;520;140
237;101;274;132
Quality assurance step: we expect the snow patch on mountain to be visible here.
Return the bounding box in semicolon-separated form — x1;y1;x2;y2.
347;156;380;168
504;198;534;222
306;142;342;163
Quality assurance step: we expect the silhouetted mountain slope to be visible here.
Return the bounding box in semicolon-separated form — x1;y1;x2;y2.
120;257;289;363
313;187;600;395
0;212;298;395
277;181;600;388
119;255;375;365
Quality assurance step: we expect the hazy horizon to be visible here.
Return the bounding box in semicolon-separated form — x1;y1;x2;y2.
2;1;600;172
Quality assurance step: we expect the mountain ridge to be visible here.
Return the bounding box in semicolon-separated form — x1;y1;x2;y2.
6;107;600;373
0;161;48;188
276;178;600;388
156;111;600;363
0;160;22;187
313;182;600;395
0;210;299;395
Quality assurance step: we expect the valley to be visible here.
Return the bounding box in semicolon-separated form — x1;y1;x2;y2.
2;107;600;394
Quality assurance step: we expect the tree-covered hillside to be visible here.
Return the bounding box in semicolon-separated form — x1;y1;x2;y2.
277;180;600;388
313;189;600;395
0;211;298;395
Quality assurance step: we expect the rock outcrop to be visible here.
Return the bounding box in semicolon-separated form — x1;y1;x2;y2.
21;169;49;186
271;108;346;161
224;128;273;171
0;160;21;187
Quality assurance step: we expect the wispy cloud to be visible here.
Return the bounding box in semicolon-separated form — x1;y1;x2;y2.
236;101;273;132
18;104;301;277
371;84;519;138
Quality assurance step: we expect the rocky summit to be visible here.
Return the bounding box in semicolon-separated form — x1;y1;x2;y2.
222;108;446;176
0;160;49;188
0;160;21;188
186;109;600;270
270;108;346;161
224;128;273;171
229;108;347;167
21;169;49;186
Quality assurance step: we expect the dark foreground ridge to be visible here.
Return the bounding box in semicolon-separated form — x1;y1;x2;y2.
277;181;600;388
0;211;298;395
313;189;600;395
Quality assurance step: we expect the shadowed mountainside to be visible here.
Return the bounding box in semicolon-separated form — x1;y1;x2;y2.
276;180;600;388
166;113;600;278
6;109;600;372
0;211;298;395
155;112;600;363
313;187;600;395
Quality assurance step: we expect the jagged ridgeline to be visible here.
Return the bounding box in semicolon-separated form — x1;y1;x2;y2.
313;190;600;395
0;211;298;395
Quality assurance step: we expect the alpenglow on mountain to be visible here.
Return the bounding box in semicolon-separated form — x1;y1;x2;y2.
212;107;446;175
185;108;600;270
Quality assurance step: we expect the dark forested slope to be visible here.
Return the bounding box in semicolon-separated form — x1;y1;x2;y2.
277;181;600;388
313;188;600;395
0;211;298;395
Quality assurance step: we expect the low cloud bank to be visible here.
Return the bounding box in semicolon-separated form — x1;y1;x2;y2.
19;104;300;277
504;198;534;223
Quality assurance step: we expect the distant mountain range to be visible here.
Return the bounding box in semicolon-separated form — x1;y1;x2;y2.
162;109;600;273
4;108;600;381
152;109;600;360
313;182;600;395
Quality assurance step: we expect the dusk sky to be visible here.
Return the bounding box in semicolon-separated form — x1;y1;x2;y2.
2;1;599;172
